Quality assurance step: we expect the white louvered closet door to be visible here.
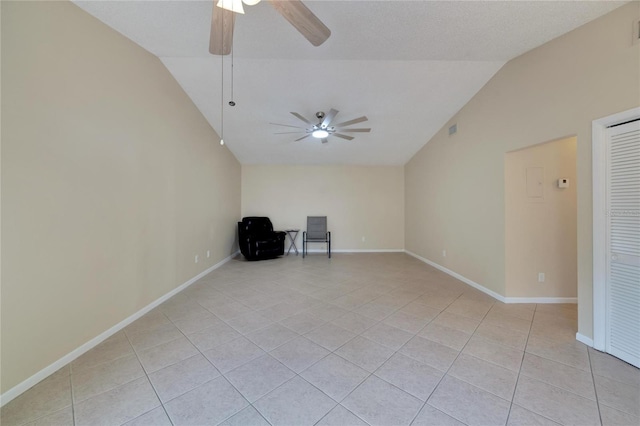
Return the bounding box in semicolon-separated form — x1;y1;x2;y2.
606;119;640;368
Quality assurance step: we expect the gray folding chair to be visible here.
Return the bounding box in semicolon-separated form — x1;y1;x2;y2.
303;216;331;258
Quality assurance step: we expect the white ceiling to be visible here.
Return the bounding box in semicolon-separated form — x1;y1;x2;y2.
73;0;625;165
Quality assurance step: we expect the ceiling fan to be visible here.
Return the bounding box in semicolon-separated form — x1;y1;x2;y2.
271;109;371;143
210;0;331;55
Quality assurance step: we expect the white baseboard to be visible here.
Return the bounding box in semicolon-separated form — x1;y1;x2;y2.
576;333;594;347
302;249;405;253
404;250;506;303
0;252;238;407
404;250;578;305
336;249;405;253
504;297;577;304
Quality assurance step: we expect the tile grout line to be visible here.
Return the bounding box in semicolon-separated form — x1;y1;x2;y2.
122;328;175;426
313;404;367;426
214;374;273;426
146;319;271;425
65;339;146;423
170;271;376;425
376;292;477;424
525;334;594;372
229;278;449;426
69;371;77;426
91;266;283;417
587;348;604;426
245;286;413;426
506;306;594;426
504;302;537;425
206;264;572;424
303;282;441;422
159;275;343;425
156;308;272;426
406;292;497;426
303;284;430;425
223;312;364;423
510;351;602;401
12;372;77;426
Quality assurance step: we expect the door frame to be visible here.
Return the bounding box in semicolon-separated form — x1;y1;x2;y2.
592;107;640;351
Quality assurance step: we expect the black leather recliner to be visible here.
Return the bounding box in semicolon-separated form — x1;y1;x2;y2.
238;217;286;261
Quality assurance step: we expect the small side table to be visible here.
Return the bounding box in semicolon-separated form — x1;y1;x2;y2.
284;229;300;256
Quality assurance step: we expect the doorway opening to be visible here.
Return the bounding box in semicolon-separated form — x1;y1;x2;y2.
504;136;578;302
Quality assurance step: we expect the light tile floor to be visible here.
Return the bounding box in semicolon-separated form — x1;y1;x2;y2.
2;253;639;426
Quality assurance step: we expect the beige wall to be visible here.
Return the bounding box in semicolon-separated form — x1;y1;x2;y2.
405;3;639;338
505;137;577;298
1;1;240;393
242;165;404;251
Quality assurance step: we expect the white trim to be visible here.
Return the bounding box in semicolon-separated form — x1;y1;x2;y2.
592;117;608;351
404;250;506;303
592;107;640;352
504;297;577;304
0;252;238;407
334;249;405;253
576;333;594;347
303;249;405;254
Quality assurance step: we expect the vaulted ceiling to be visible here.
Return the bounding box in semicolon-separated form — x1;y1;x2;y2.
73;1;625;165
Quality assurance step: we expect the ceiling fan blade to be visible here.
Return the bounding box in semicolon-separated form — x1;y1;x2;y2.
290;112;313;125
209;4;235;55
269;122;306;129
295;134;312;142
321;138;329;144
333;116;368;128
333;133;355;141
274;131;305;134
321;108;339;128
268;0;331;47
341;128;371;133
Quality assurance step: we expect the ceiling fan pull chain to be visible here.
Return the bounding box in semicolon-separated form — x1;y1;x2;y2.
229;44;236;107
220;33;225;145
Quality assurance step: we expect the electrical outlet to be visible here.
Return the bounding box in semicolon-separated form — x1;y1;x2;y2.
442;250;446;257
207;250;211;258
362;236;366;242
538;272;545;283
195;255;199;264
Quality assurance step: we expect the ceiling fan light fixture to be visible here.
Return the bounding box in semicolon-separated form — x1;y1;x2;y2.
273;109;369;143
216;0;245;14
312;129;329;138
242;0;261;5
